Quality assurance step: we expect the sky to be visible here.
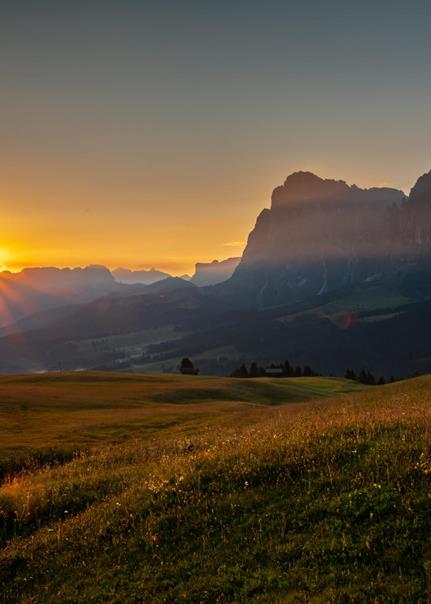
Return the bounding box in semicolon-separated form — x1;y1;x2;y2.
1;0;431;274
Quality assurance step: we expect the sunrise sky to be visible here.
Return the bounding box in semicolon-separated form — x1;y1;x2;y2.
2;1;431;274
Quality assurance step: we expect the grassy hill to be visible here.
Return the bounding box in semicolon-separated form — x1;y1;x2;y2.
1;372;431;602
0;372;363;480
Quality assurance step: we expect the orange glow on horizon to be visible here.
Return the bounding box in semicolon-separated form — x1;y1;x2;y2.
0;214;248;275
0;247;10;270
1;246;247;277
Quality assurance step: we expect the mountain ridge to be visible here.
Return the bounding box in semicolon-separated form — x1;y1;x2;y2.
216;170;430;307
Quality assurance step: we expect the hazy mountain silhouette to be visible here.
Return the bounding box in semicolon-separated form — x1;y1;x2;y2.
191;257;241;286
0;265;122;326
112;267;170;285
142;276;195;295
0;304;79;337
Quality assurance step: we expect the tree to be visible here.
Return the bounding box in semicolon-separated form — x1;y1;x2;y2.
295;366;302;377
238;364;249;378
358;369;376;385
366;371;376;386
250;362;259;377
230;364;249;378
283;360;293;377
344;368;357;381
180;358;194;370
359;369;368;384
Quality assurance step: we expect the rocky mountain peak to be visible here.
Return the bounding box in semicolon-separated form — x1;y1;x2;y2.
271;172;350;209
409;170;431;207
271;171;405;210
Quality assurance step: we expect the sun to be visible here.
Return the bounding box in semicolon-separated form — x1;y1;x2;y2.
0;247;10;270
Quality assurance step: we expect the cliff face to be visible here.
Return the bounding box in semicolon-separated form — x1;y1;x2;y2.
219;171;431;307
191;257;241;286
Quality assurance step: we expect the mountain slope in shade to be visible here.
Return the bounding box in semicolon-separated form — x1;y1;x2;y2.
0;278;223;373
112;267;170;285
142;276;195;293
0;304;79;337
215;171;431;307
191;257;241;286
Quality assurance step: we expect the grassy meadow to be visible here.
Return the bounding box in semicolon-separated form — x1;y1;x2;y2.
1;372;431;602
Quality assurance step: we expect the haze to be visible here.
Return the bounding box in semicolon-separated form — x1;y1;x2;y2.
1;0;431;273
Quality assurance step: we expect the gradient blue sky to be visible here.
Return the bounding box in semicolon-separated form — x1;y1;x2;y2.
1;1;431;273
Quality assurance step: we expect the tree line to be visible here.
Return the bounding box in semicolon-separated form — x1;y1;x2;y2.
344;368;421;385
344;368;388;385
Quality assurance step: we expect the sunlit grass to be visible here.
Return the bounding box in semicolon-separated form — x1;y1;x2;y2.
0;373;431;601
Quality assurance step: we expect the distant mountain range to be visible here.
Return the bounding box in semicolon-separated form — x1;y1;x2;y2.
112;267;171;285
0;265;122;326
0;259;238;328
2;168;431;376
112;260;240;287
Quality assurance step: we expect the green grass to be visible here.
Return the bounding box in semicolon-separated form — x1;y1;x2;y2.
0;372;361;480
1;372;431;602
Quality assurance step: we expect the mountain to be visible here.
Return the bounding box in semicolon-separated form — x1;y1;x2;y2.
190;257;241;286
214;171;427;307
0;265;122;326
0;278;222;373
2;169;431;377
0;304;79;337
142;276;195;294
112;267;170;285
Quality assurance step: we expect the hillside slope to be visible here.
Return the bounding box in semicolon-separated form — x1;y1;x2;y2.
1;374;431;601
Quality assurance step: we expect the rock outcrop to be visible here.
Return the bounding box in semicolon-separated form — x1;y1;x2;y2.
191;257;241;287
216;171;431;307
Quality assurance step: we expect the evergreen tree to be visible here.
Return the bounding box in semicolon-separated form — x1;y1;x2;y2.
366;371;376;385
344;368;356;381
250;362;258;378
283;360;293;377
359;369;368;384
180;358;194;370
238;364;249;378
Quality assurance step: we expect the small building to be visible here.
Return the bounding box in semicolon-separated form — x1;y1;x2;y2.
179;366;200;375
265;367;284;377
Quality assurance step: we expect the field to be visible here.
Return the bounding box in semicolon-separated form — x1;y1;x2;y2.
1;372;431;602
